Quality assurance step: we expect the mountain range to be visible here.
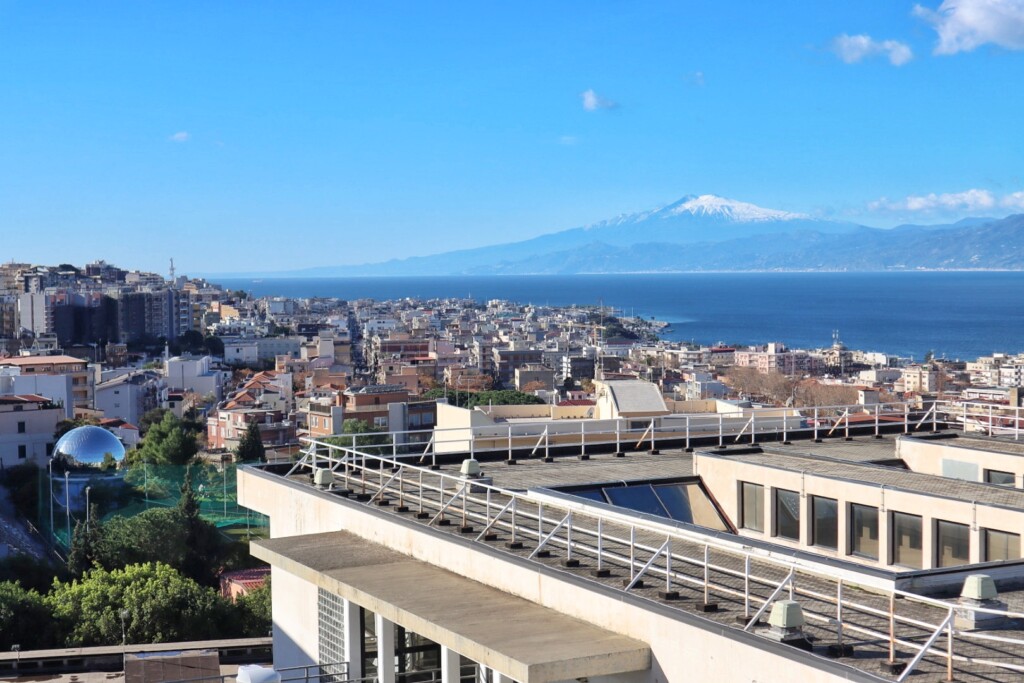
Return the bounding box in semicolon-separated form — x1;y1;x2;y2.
235;195;1024;276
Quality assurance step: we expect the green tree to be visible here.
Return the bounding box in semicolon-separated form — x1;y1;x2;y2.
47;563;231;646
236;577;272;637
0;581;57;650
68;504;105;577
97;508;189;571
322;419;392;455
464;390;546;409
235;420;266;462
138;408;170;435
130;411;198;466
204;335;225;356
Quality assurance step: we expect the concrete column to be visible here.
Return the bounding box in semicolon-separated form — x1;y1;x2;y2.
440;646;461;683
374;613;396;683
491;669;514;683
343;600;363;681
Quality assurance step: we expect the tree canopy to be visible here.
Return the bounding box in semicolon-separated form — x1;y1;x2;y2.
47;563;231;646
0;581;57;650
129;411;198;466
235;421;266;463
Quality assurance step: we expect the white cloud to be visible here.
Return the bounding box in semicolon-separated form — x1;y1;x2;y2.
914;0;1024;54
581;88;617;111
168;131;190;143
683;70;705;86
869;188;997;212
1002;191;1024;209
832;34;914;65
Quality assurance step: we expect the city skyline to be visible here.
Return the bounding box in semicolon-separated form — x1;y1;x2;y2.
2;1;1024;272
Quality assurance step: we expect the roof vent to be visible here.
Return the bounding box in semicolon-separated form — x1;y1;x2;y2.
460;458;482;478
764;600;812;650
956;574;1007;631
313;467;334;489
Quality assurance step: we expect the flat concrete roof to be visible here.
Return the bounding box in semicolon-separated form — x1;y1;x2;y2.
705;448;1024;509
252;531;650;683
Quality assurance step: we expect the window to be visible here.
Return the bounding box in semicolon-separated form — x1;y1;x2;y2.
17;421;25;434
810;495;838;549
740;482;764;532
936;520;970;567
891;512;923;568
983;529;1021;562
18;445;26;459
373;416;388;428
849;504;879;559
984;469;1015;487
773;488;800;541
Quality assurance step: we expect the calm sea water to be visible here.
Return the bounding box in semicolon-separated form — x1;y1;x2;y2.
218;273;1024;360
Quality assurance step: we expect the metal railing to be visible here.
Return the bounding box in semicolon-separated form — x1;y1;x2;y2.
323;398;1024;468
283;430;1024;682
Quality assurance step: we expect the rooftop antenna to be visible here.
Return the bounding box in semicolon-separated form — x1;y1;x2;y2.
169;258;176;282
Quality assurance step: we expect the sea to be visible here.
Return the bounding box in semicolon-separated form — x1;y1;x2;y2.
217;272;1024;361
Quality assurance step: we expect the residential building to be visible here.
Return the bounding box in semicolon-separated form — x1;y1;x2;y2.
0;394;61;468
0;355;92;410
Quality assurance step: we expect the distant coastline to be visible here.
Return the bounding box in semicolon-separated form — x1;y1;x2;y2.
218;271;1024;360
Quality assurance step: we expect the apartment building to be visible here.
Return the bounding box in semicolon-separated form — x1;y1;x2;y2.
0;394;62;468
0;355;92;410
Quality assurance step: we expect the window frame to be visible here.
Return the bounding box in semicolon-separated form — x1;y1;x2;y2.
773;487;801;542
809;495;839;550
848;503;880;560
739;482;765;533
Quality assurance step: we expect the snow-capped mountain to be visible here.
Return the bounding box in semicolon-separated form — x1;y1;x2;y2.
243;193;1009;276
666;194;808;222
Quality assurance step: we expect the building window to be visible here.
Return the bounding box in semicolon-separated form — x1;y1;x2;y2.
740;482;764;532
849;503;879;559
984;469;1015;487
983;529;1021;562
891;512;923;568
18;445;27;459
773;488;800;541
17;421;25;434
810;495;838;549
936;520;970;568
373;416;388;428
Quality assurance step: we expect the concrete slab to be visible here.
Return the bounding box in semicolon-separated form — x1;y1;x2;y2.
252;531;651;683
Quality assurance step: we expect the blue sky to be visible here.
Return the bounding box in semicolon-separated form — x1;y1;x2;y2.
1;1;1023;274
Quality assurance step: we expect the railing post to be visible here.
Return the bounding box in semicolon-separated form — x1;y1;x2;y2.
615;420;621;454
836;579;844;651
581;421;586;457
718;414;724;447
904;402;909;435
510;498;518;545
946;611;954;682
461;484;468;528
664;539;672;593
485;488;491;527
538;502;544;541
685;416;691;451
545;426;550;460
932;401;938;432
813;407;819;441
1017;406;1021;441
750;412;756;444
629;526;636;580
782;410;788;444
650;418;656;453
703;544;710;605
508;425;512;460
743;554;751;618
566;511;573;562
417;469;424;515
888;591;896;664
596;517;604;573
875;403;880;438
